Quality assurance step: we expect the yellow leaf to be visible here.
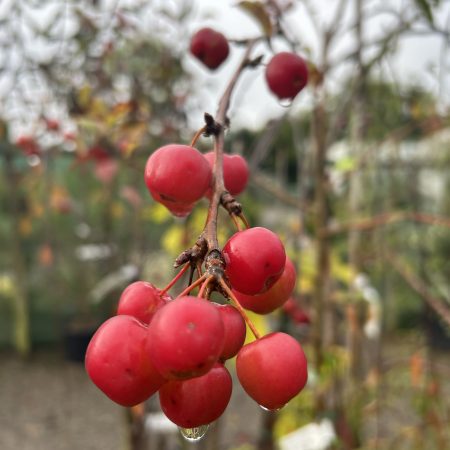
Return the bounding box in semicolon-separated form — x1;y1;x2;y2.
238;1;273;36
142;203;171;224
162;225;185;256
243;310;270;345
331;253;354;285
0;274;15;296
19;217;33;236
77;84;92;110
111;202;124;219
90;98;108;118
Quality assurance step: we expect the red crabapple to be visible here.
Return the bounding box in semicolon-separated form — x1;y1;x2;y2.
190;28;230;70
85;315;165;407
159;363;232;428
203;152;249;197
213;303;247;360
223;227;286;295
236;332;308;410
233;257;296;314
117;281;172;324
144;144;211;217
265;52;308;100
147;297;225;380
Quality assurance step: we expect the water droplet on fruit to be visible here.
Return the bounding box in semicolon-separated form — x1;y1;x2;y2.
179;424;209;442
278;98;293;108
259;404;283;412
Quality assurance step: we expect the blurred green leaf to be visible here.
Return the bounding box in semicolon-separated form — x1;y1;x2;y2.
414;0;434;23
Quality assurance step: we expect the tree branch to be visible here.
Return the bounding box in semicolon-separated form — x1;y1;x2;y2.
384;251;450;328
323;211;450;237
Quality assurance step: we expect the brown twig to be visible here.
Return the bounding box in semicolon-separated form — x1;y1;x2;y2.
195;41;257;263
322;211;450;237
384;252;450;328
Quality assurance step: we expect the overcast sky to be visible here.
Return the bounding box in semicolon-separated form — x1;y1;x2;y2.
180;0;450;130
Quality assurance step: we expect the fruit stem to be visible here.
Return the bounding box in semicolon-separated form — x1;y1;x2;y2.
198;275;214;299
219;278;261;340
177;273;208;298
230;213;243;231
190;125;207;147
239;212;250;229
159;263;190;296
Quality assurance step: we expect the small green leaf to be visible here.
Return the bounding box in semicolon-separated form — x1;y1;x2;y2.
414;0;434;23
335;155;356;172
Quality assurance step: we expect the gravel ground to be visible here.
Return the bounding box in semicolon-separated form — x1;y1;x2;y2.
0;351;262;450
0;351;126;450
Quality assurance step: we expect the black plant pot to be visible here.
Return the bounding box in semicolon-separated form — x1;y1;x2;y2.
63;322;99;363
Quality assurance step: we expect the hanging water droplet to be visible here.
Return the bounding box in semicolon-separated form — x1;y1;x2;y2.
259;404;283;412
278;98;293;108
179;424;209;442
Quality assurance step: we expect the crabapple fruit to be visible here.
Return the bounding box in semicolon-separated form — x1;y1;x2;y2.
159;363;232;428
144;144;211;217
85;315;165;407
236;332;308;410
233;257;296;314
117;281;172;324
223;227;286;295
190;28;229;70
265;52;308;100
203;152;249;197
213;303;247;360
147;296;225;380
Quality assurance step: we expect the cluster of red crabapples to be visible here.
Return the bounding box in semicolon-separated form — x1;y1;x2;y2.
85;26;309;433
86;152;308;428
190;27;309;100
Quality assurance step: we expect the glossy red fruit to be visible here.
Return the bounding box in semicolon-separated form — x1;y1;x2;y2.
159;363;232;428
190;28;229;70
236;332;308;410
233;257;296;314
144;144;212;217
265;52;308;100
147;297;225;380
85;315;165;407
223;227;286;295
213;303;247;360
117;281;172;324
203;152;249;197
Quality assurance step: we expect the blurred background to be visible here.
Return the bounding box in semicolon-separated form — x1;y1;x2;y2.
0;0;449;449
